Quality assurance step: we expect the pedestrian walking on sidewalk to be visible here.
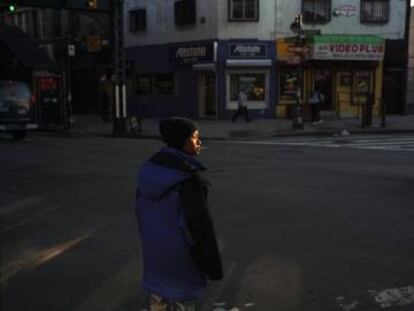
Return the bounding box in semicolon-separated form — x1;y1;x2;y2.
232;88;251;123
134;117;223;311
309;88;324;124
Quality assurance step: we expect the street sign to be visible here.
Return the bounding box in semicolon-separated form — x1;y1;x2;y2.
287;46;311;55
67;44;75;56
86;35;102;52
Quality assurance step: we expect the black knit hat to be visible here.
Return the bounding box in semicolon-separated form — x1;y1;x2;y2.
159;117;200;149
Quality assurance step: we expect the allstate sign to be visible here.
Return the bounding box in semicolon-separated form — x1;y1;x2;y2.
228;43;267;58
170;43;215;64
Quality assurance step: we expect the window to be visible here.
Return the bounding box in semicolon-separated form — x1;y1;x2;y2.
26;11;40;39
129;9;146;32
361;0;389;24
136;73;176;95
228;0;259;22
136;73;152;95
174;0;196;26
302;0;331;24
279;70;299;100
154;74;175;95
229;73;266;101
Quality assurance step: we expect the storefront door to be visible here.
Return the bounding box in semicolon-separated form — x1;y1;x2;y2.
198;73;216;118
314;68;332;110
335;71;352;116
335;70;374;117
383;70;404;114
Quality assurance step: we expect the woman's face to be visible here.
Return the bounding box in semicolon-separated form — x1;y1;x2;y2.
184;130;202;156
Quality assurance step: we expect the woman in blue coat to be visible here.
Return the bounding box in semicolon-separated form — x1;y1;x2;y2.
135;117;223;310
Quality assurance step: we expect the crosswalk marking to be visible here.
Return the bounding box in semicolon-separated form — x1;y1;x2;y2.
229;135;414;152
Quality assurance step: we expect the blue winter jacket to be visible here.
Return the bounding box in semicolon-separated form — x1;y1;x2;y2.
135;147;222;301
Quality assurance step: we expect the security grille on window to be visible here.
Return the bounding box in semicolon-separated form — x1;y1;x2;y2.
228;0;259;21
302;0;331;23
154;74;175;95
136;73;176;95
174;0;196;26
130;9;146;32
361;0;389;24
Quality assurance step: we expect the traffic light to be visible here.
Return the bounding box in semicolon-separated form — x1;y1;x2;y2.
290;14;303;34
293;14;303;30
0;0;16;12
86;0;98;9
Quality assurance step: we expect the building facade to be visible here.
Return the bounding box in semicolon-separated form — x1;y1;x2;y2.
2;6;113;113
124;0;277;120
275;0;409;120
125;0;409;120
407;5;414;113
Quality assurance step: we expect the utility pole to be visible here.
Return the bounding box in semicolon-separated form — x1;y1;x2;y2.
113;0;127;135
291;13;304;129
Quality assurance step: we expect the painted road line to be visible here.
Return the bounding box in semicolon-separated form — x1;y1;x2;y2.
0;196;44;215
0;204;62;233
369;286;414;308
1;231;93;284
350;145;414;151
349;137;414;143
345;141;414;146
226;139;414;152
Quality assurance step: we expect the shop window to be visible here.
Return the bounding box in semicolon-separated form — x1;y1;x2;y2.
279;70;299;100
136;73;176;96
26;10;40;39
228;0;259;22
129;9;147;32
154;74;175;95
229;73;266;102
302;0;331;24
361;0;389;24
174;0;196;26
136;73;152;95
354;71;371;94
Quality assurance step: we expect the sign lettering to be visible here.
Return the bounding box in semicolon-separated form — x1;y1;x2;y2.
310;35;385;61
229;43;267;58
170;43;214;64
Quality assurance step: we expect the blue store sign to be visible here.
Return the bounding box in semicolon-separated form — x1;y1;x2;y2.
228;43;267;58
170;42;215;65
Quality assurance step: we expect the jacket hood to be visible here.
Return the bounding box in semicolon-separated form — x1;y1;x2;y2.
137;147;204;199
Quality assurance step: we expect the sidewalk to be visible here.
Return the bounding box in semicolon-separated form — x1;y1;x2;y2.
68;113;414;140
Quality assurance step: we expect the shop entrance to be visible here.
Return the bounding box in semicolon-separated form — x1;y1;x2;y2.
335;69;374;118
383;70;404;114
198;73;216;118
335;71;353;117
314;68;332;110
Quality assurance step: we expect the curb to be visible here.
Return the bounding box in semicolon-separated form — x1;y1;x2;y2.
35;127;414;141
229;128;414;139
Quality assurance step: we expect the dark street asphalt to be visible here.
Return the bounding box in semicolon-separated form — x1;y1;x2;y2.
1;132;414;311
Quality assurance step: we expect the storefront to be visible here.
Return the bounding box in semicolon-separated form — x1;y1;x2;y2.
169;41;218;118
126;39;276;120
276;37;303;118
126;40;217;119
276;35;385;120
220;41;276;119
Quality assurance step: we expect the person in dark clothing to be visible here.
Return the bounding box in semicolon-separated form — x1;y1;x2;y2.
309;88;324;124
135;117;223;311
